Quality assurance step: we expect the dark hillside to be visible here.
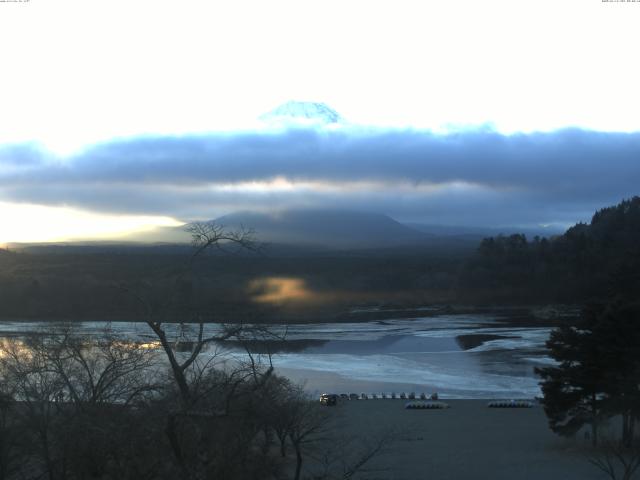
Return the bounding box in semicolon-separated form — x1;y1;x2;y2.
462;196;640;303
0;248;466;322
216;209;431;248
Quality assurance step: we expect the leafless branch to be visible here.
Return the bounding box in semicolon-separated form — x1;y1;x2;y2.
587;435;640;480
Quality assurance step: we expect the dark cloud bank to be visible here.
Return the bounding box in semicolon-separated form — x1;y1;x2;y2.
1;128;638;227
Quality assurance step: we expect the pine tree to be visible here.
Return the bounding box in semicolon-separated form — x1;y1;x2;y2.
537;302;640;446
536;305;609;445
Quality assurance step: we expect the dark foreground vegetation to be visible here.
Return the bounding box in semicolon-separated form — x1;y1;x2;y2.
0;325;393;480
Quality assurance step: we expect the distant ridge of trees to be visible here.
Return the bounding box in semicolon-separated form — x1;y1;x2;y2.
463;196;640;303
0;198;638;321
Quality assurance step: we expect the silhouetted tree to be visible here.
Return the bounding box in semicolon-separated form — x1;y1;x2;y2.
586;434;640;480
466;196;640;304
0;392;22;480
596;302;640;447
537;301;640;447
536;304;610;445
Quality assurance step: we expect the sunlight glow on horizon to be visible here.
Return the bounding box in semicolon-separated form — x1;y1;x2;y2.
0;202;183;244
0;179;484;243
0;1;637;240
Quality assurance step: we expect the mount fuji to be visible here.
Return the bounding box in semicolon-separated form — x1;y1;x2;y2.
259;101;344;128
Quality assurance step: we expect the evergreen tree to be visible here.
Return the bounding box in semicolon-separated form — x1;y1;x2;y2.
596;302;640;447
536;304;610;445
537;302;640;446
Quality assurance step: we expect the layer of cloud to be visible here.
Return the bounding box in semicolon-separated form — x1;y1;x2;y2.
1;127;638;227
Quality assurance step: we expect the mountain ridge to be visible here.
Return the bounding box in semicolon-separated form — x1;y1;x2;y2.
259;101;344;127
215;209;429;249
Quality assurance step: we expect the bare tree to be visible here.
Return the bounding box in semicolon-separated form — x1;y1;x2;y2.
117;221;289;480
185;221;257;260
281;386;330;480
42;326;160;407
587;435;640;480
0;336;69;480
265;382;398;480
0;219;397;480
0;390;22;480
0;327;164;480
122;221;260;408
311;430;398;480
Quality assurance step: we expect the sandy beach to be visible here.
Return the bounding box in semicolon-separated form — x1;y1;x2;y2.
320;399;606;480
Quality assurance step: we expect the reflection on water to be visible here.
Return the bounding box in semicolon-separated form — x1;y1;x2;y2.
249;277;318;304
0;313;552;399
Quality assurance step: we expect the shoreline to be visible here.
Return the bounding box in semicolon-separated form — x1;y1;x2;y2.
276;365;542;400
0;303;580;326
0;313;552;400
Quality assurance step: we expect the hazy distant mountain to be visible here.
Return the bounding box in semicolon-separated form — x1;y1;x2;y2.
215;209;430;249
259;101;344;127
119;210;560;252
14;209;562;255
404;223;563;239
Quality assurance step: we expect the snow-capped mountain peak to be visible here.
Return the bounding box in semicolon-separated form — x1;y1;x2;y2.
259;101;344;127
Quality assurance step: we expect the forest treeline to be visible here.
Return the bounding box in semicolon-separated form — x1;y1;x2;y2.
461;196;640;304
0;197;638;321
0;249;461;322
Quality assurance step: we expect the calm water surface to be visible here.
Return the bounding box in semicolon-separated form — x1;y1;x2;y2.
0;313;554;399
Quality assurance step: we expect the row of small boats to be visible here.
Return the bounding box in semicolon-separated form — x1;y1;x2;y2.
405;401;449;409
405;400;534;409
321;393;535;409
487;400;534;408
336;392;439;400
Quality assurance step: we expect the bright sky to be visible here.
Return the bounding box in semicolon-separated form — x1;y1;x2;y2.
0;0;639;243
0;202;182;244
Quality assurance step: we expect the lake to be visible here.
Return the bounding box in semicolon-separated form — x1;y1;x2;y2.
0;312;555;399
